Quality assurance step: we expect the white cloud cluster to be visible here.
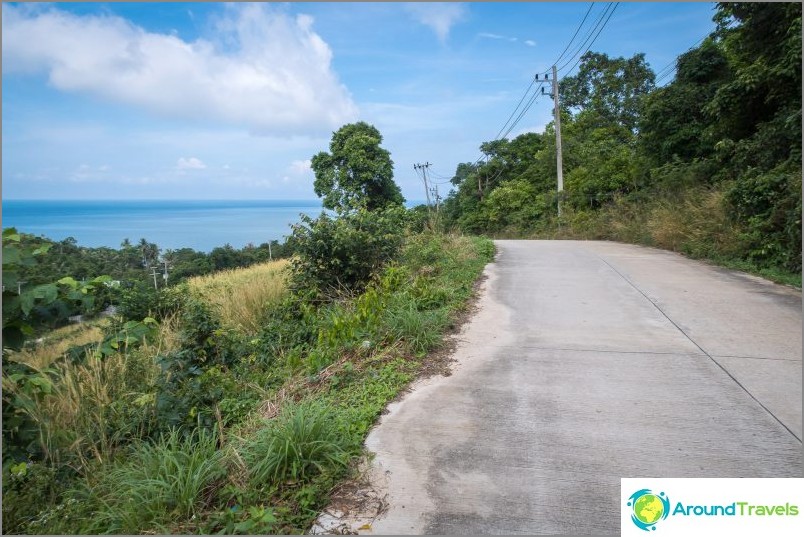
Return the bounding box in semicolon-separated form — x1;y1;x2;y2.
1;3;358;135
406;2;466;42
289;159;312;175
479;32;537;47
176;157;206;170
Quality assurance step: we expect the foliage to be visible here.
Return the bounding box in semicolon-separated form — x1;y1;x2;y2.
289;206;408;298
560;51;655;133
442;2;801;279
312;122;405;213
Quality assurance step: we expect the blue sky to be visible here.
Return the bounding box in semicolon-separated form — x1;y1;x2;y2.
2;2;718;201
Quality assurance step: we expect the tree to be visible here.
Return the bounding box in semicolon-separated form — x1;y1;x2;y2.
560;52;655;133
311;122;405;213
639;40;731;165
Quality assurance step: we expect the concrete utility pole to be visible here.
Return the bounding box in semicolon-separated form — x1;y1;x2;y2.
414;162;433;209
552;64;564;218
150;267;159;291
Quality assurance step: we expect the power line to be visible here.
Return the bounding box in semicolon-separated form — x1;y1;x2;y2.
556;2;614;72
553;3;595;66
559;3;619;76
653;32;711;85
493;76;537;141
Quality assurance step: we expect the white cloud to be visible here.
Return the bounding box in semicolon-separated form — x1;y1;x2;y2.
1;3;358;135
70;163;112;182
525;40;536;47
176;157;206;170
289;159;312;175
479;32;505;40
406;2;466;42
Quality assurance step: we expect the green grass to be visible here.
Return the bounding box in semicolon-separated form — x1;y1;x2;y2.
242;400;357;488
81;429;226;534
6;232;495;535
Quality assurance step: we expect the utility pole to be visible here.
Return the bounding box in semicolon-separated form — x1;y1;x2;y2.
162;259;169;285
552;64;564;218
414;162;433;209
268;241;273;261
150;267;159;291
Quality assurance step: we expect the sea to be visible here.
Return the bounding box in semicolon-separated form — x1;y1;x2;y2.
1;199;326;252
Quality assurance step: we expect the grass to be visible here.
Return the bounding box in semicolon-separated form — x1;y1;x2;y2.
6;233;495;535
81;429;226;534
13;321;107;370
187;259;290;335
242;400;357;488
529;187;801;289
13;348;160;470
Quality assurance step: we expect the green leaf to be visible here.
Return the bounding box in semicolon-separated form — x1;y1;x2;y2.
32;243;52;256
2;246;21;265
32;283;59;304
58;276;79;289
20;292;35;316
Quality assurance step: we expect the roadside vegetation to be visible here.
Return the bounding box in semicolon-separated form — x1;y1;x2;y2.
441;3;801;287
2;123;494;534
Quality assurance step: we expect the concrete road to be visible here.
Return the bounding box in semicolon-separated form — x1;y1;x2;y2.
359;240;802;535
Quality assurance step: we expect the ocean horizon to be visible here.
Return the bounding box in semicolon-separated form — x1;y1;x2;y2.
1;199;325;252
2;199;427;252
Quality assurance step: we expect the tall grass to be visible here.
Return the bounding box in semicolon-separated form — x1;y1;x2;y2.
4;315;179;470
13;322;106;370
12;348;159;470
187;259;289;335
242;400;356;488
82;428;225;534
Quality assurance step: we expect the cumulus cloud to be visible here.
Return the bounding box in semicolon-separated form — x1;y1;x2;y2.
406;2;466;42
289;159;312;175
525;40;536;47
1;3;358;135
176;157;206;170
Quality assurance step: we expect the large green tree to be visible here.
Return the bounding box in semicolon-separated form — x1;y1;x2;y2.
560;52;655;133
311;122;405;213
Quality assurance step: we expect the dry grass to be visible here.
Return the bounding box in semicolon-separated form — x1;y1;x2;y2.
187;259;290;335
14;322;107;370
6;347;160;470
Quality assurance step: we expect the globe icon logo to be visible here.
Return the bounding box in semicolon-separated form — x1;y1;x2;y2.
627;489;670;531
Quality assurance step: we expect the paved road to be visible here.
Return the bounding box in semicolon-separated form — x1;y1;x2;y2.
359;240;802;535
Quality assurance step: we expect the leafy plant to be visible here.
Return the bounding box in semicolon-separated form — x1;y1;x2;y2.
289;206;408;298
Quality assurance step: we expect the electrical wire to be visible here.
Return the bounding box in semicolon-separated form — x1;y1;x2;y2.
553;3;595;66
652;32;710;85
559;3;619;76
492;76;537;141
556;3;615;72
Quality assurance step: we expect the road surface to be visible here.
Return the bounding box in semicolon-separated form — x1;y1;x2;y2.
346;240;803;535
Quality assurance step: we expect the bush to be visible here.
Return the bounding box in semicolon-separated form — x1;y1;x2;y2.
289;206;408;298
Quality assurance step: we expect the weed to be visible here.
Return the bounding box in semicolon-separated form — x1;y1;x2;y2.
82;428;225;534
242;400;357;488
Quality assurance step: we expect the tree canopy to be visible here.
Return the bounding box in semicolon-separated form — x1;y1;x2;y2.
311;122;405;213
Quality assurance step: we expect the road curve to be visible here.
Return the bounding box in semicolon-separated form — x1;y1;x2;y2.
361;240;803;535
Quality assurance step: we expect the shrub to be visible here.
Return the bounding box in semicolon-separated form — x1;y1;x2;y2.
289;206;408;298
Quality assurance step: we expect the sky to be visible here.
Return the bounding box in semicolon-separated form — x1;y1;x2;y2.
1;2;719;201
